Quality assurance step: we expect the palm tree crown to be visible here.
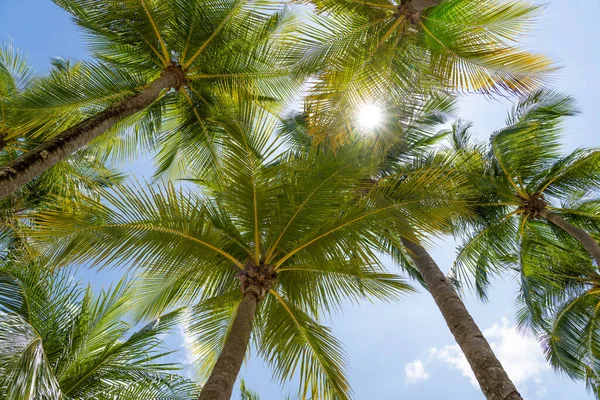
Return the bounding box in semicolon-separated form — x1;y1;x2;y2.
0;260;199;400
0;0;301;198
447;90;600;397
452;90;600;294
296;0;554;143
23;98;466;399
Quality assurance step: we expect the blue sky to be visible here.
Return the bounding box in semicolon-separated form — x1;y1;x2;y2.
2;0;600;398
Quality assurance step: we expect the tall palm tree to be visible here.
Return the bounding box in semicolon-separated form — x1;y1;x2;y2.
445;90;600;397
337;93;524;399
0;44;123;256
24;100;459;400
0;0;300;199
452;90;600;293
0;260;199;399
236;96;524;400
510;229;600;398
296;0;554;142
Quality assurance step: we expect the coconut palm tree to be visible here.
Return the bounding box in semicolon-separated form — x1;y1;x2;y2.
0;0;300;199
361;102;524;399
0;260;199;399
509;228;600;398
452;90;600;293
248;95;524;400
296;0;554;142
0;44;124;256
443;90;600;397
24;99;463;400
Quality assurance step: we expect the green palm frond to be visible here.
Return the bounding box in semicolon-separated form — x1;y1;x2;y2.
490;90;577;185
240;380;261;400
422;0;551;94
257;293;351;400
24;101;435;398
181;291;242;382
295;0;553;143
0;42;33;99
0;260;197;399
276;258;413;314
536;149;600;201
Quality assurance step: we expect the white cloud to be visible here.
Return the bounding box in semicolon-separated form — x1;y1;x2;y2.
178;310;197;368
483;318;549;386
178;322;197;380
427;317;548;396
405;359;430;383
428;345;476;386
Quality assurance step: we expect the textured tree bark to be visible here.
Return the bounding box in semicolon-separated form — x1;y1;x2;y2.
406;0;441;12
0;66;185;200
198;289;259;400
401;237;522;400
540;209;600;267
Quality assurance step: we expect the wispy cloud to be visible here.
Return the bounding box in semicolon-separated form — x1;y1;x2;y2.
405;359;430;383
419;317;548;397
177;309;197;380
428;345;476;385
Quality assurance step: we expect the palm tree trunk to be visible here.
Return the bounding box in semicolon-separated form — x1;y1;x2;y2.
198;290;259;400
406;0;441;12
401;237;522;400
539;208;600;266
0;66;185;200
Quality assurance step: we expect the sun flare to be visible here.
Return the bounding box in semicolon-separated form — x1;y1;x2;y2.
356;103;384;131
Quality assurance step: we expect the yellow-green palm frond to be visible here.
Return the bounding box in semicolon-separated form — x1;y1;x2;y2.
421;0;554;95
296;0;554;144
256;293;351;400
0;261;199;399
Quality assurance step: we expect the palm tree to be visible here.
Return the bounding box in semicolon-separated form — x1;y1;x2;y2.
296;0;554;142
0;260;199;399
376;168;524;400
24;100;461;400
452;90;600;293
0;0;300;199
0;44;124;255
444;90;600;397
510;230;600;398
281;94;523;399
347;94;524;399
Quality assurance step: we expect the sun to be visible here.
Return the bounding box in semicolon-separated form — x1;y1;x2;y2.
356;103;384;131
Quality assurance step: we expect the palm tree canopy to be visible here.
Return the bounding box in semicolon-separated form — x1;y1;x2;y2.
450;90;600;291
0;260;199;400
443;89;600;396
0;44;124;257
2;0;302;177
22;97;469;398
295;0;555;143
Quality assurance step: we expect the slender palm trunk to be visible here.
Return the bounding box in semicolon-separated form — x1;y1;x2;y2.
0;66;185;200
401;237;522;400
198;290;259;400
539;209;600;266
